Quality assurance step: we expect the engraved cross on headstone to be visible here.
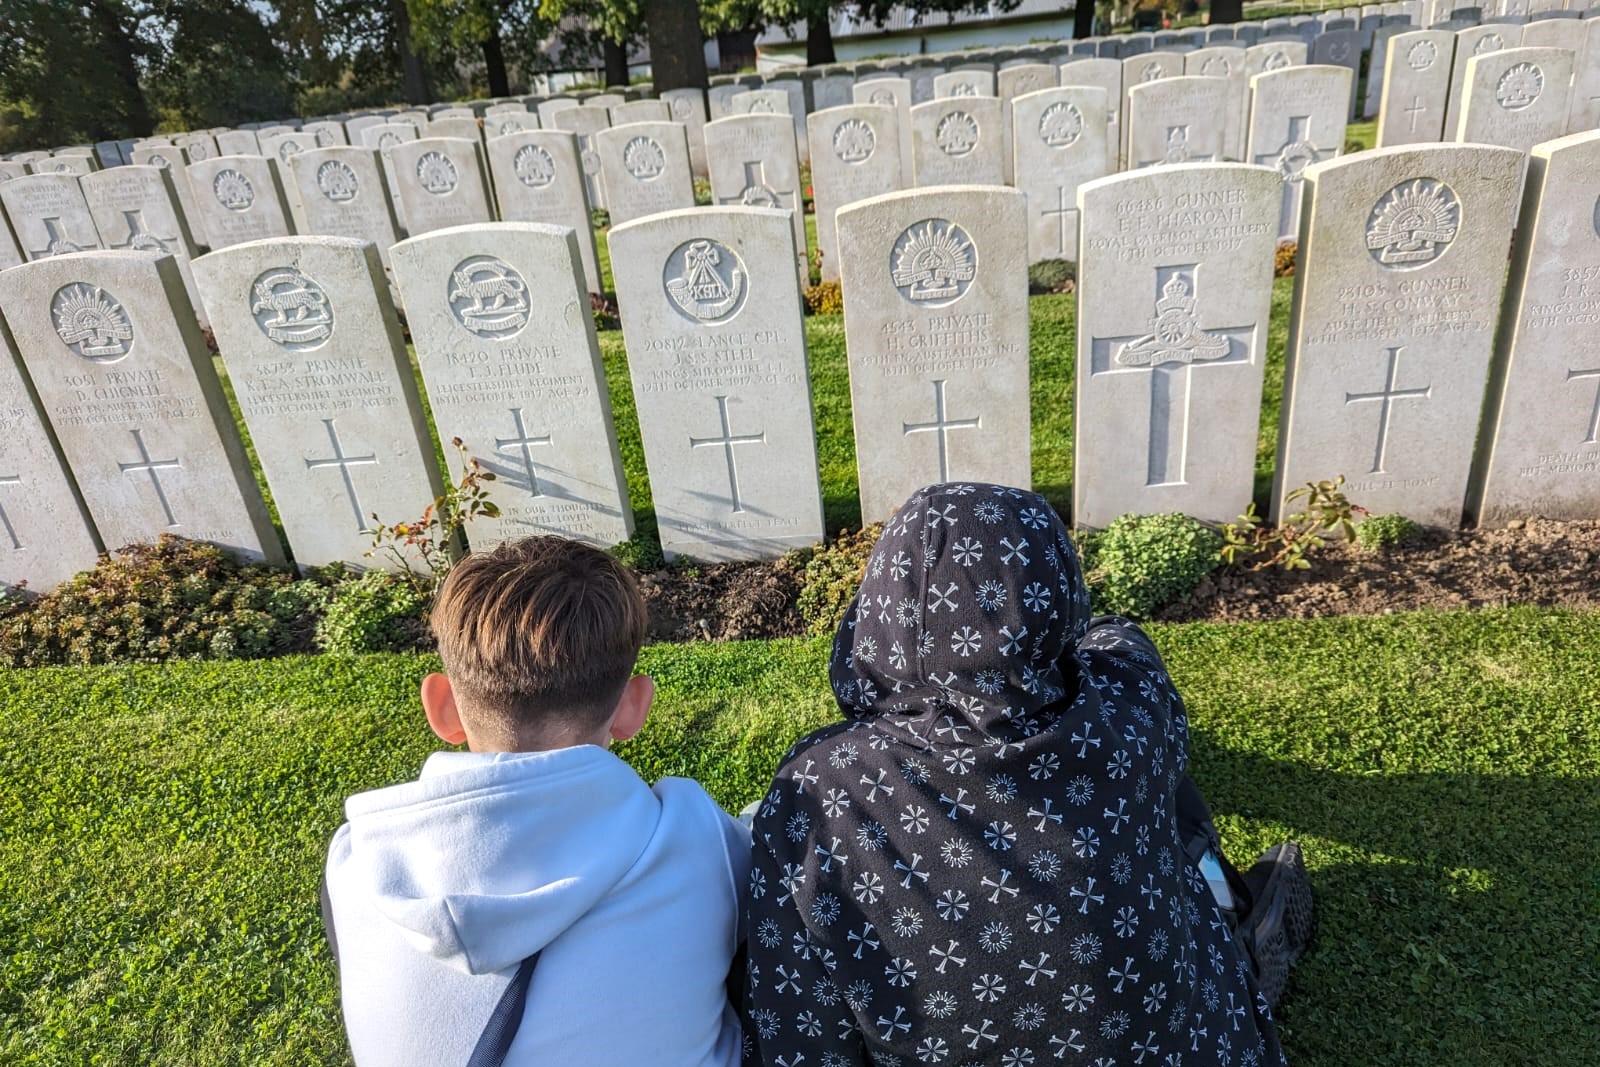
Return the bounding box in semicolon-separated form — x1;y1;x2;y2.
117;428;182;526
719;161;792;213
1404;94;1429;133
0;475;22;550
1089;265;1253;487
29;217;83;260
110;209;174;253
1135;125;1213;170
305;418;379;532
903;379;982;482
1344;346;1431;474
689;395;766;513
494;407;554;496
1041;186;1074;258
1565;365;1600;445
1252;114;1330;237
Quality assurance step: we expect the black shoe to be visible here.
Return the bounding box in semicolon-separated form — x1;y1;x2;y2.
1243;842;1314;1009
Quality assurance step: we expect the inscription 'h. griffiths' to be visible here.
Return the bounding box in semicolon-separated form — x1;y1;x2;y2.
865;310;1019;376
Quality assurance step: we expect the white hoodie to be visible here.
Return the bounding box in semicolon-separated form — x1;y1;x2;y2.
324;745;749;1067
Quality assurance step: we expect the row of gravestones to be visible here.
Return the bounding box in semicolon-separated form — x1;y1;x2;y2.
0;133;1596;594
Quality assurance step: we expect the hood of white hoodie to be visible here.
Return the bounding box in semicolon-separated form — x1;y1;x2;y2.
340;745;661;977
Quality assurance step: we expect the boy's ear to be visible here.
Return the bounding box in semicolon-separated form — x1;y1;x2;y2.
608;675;654;744
421;673;468;746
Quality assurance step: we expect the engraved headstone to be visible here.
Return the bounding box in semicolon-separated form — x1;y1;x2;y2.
1309;28;1367;116
1565;18;1600;135
933;69;998;97
1059;57;1125;173
1444;23;1523;133
288;147;401;268
0;174;104;262
1127;76;1232;169
1012;86;1111;263
0;251;280;561
608;207;825;560
41;154;96;177
485;130;603;295
549;104;612;210
1075;164;1280;527
1121;52;1187;164
852;77;915;184
1273;144;1524;527
997;62;1057;100
807;105;905;282
1363;22;1408;117
186;155;295;251
704;114;809;286
1517;15;1573;43
660;88;711;178
536;98;581;127
594;121;695;226
129;145;207;247
1471;131;1600;523
426;117;483;142
730;88;791;117
79;166;207;325
175;133;219;163
764;78;813;161
1456;46;1574;149
1377;29;1457;143
0;315;103;590
611;99;670;125
390;223;633;547
191;236;445;569
706;84;744;121
301;120;348;147
386;137;496;236
214;129;260;157
1248;65;1354;239
812;73;855;112
486;110;538;138
1183;46;1250;159
909;96;1005;186
837;186;1031;522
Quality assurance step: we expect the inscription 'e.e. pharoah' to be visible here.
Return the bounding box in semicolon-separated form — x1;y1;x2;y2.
664;238;748;323
52;283;134;362
890;219;977;307
1365;178;1460;270
447;256;530;338
250;267;334;350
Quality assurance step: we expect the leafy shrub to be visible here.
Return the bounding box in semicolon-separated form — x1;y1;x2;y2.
792;525;884;636
312;569;431;656
1356;514;1420;553
1028;258;1076;294
610;519;667;573
0;536;319;667
590;207;611;230
1221;477;1366;571
693;177;713;206
804;279;844;315
591;292;620;330
1082;513;1222;619
367;438;499;595
1275;241;1298;278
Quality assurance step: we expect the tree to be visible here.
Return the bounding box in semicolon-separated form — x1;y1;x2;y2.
756;0;1024;70
537;0;644;86
1074;0;1095;38
406;0;539;96
644;0;707;90
0;0;153;148
1208;0;1244;23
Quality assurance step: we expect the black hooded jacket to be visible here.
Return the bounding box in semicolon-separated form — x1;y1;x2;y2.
744;483;1285;1067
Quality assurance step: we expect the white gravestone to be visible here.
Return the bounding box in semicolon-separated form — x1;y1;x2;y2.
585;94;625;112
731;88;790;116
853;77;916;184
704;114;809;287
836;186;1031;523
909;96;1005;186
1444;24;1523;134
1456;46;1574;150
191;236;445;569
214;130;260;156
706;84;744;121
0;315;103;590
1564;18;1600;135
536;98;581;127
0;251;280;561
0;175;104;262
812;74;856;113
996;63;1058;181
1012;86;1111;263
807;105;905;283
301;120;349;147
608;207;826;560
1362;22;1409;118
594;121;695;226
661;88;711;178
1273;144;1524;527
611;99;670;125
1309;29;1367;116
1121;53;1187;164
486;130;603;296
1470;130;1600;524
1516;16;1573;44
186;155;296;250
1075;164;1281;528
549;105;612;210
360;122;420;153
79;166;207;326
765;79;812;162
390;223;633;547
1377;30;1458;144
933;70;997;97
1127;76;1232;169
426;117;483;142
485;111;538;139
1059;57;1125;173
130;145;207;247
385;137;496;237
1183;47;1250;159
38;155;96;177
288;147;401;269
1248;65;1354;240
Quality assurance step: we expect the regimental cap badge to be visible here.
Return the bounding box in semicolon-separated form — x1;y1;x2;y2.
833;118;876;164
417;151;459;195
623;136;666;180
1366;177;1459;269
514;144;557;187
1116;273;1230;367
317;160;360;202
890;219;977;306
250;267;334;350
213;168;255;211
664;238;747;323
52;283;134;362
1039;102;1085;148
447;256;530;338
1495;63;1544;111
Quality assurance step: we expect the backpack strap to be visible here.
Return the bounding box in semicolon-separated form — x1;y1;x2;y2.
465;951;542;1067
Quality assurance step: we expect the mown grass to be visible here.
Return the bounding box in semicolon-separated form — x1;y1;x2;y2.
1;607;1597;1065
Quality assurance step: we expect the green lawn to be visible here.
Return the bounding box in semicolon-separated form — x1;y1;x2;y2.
2;607;1597;1065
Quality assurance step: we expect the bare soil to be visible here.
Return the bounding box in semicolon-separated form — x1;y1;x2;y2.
634;519;1600;643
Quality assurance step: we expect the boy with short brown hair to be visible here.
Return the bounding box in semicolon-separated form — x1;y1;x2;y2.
324;536;747;1067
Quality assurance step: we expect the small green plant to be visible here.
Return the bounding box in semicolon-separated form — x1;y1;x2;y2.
1275;241;1298;278
590;207;611;230
792;525;884;636
693;177;713;206
591;291;620;330
1220;476;1368;571
1028;258;1076;295
1355;514;1420;553
610;521;666;572
312;569;431;656
366;438;499;595
804;279;844;315
1081;513;1222;619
